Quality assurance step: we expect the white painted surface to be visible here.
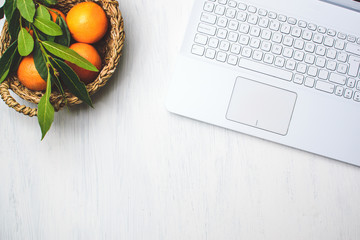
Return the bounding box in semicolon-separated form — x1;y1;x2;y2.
0;0;359;239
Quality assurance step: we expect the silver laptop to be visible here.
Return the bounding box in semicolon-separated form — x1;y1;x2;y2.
167;0;360;166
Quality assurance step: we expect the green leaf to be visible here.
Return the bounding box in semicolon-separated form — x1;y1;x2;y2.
8;9;20;40
10;49;22;72
51;58;93;107
55;16;70;47
0;6;4;19
42;41;99;72
0;40;18;84
33;40;48;81
4;0;17;22
18;28;34;56
33;16;62;36
35;5;50;20
38;0;57;7
16;0;35;23
37;72;54;140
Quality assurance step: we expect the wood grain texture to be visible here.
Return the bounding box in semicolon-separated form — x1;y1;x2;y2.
0;0;360;239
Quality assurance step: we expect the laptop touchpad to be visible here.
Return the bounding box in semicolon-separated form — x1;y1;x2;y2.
226;77;297;135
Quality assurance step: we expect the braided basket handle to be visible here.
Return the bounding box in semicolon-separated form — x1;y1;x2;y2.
0;80;38;117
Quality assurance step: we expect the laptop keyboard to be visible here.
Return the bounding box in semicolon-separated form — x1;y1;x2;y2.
191;0;360;102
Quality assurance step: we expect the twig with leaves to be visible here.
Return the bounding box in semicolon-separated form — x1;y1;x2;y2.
0;0;98;139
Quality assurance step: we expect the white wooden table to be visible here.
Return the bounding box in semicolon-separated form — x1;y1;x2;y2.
1;0;359;239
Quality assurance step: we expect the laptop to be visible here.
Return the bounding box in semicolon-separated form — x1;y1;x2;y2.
166;0;360;166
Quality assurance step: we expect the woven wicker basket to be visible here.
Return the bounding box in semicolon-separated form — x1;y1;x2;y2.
0;0;125;117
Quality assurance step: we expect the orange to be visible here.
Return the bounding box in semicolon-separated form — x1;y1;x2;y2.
17;55;47;91
66;2;108;43
65;43;102;84
49;8;66;22
25;27;33;37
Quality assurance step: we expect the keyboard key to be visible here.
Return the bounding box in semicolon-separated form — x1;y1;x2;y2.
283;36;294;47
317;26;326;34
191;45;205;56
334;40;345;50
215;5;226;15
335;86;344;96
324;37;334;47
337;32;347;40
288;17;297;25
315;57;326;68
260;41;272;52
253;50;263;61
220;40;230;51
194;34;208;45
291;28;302;38
326;61;337;71
305;77;315;87
201;13;217;24
302;31;313;41
308;66;317;76
228;20;239;30
347;78;356;88
305;54;315;64
316;81;335;93
272;44;283;55
274;56;285;67
239;23;250;33
272;33;283;43
217;17;228;27
247;6;257;13
327;29;336;36
259;18;269;28
228;31;239;42
208;37;219;48
250;26;261;37
294;74;304;84
337;63;348;74
239;35;250;45
250;38;261;48
227;54;238;65
228;0;237;7
346;43;360;56
294;39;304;50
329;73;346;85
205;48;216;59
237;12;247;22
294;51;304;61
354;92;360;102
204;2;215;12
218;0;227;5
278;14;287;22
285;60;296;70
308;23;317;31
318;69;329;80
217;28;228;39
344;89;353;99
348;35;356;43
348;55;360;77
258;9;267;16
283;48;293;58
225;8;237;18
198;23;216;36
313;34;323;44
268;11;277;19
248;14;258;25
239;58;293;81
241;47;252;57
269;21;280;31
264;53;274;64
298;20;307;28
304;42;315;53
280;24;291;34
261;30;272;40
315;45;326;56
326;49;337;59
238;3;247;10
216;51;227;62
230;44;241;54
296;63;307;73
337;52;348;62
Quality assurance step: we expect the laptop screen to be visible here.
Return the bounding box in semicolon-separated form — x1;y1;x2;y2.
320;0;360;12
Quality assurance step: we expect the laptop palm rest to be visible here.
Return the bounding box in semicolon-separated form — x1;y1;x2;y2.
226;77;297;136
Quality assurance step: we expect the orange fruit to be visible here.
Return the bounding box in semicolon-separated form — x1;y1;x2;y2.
65;43;102;84
49;8;66;22
25;27;33;37
17;55;47;91
66;2;108;43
